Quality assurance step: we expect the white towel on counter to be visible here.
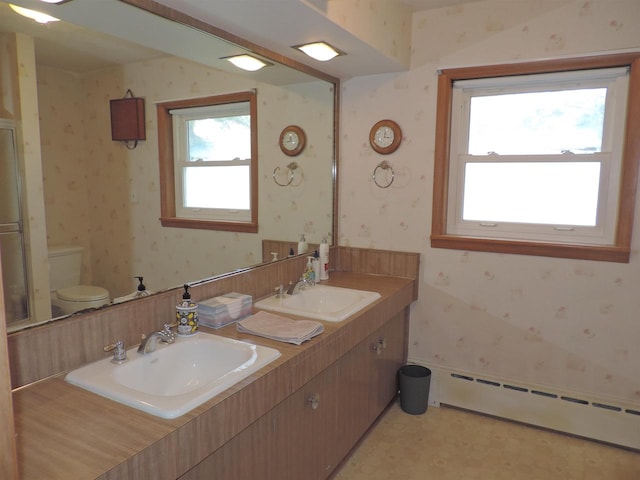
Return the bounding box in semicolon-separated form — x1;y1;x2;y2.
236;311;324;345
215;296;244;319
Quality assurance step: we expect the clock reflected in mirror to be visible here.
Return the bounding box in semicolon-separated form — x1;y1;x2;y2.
280;125;306;156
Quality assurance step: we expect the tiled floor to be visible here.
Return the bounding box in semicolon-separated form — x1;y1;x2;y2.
333;403;640;480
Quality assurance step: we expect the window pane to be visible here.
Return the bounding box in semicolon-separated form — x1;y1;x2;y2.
462;162;601;226
187;115;250;161
184;166;250;210
468;88;606;155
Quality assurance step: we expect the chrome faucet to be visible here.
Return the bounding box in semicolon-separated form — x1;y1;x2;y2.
286;277;309;295
138;323;176;354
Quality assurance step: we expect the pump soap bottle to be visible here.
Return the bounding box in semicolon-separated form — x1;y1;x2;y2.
133;276;151;298
312;250;321;282
304;256;316;285
298;234;308;255
176;284;198;336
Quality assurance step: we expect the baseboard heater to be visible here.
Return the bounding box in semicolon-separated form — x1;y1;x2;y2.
411;361;640;451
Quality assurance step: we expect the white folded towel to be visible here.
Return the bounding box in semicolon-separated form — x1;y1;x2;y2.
237;311;324;345
215;296;244;319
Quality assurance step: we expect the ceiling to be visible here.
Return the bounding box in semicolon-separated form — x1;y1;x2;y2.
153;0;481;78
1;0;481;79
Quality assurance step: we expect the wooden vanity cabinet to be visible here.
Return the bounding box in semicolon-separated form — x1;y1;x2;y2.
181;310;407;480
180;359;340;480
335;311;406;456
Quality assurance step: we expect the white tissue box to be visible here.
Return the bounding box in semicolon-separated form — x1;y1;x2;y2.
198;293;252;329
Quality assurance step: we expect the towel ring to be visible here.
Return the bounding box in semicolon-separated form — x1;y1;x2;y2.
273;161;301;187
372;160;395;188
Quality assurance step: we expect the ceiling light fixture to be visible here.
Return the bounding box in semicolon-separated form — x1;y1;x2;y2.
293;41;344;62
9;4;59;23
222;54;272;72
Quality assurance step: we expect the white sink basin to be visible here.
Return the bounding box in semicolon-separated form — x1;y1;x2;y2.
254;284;381;322
65;332;280;419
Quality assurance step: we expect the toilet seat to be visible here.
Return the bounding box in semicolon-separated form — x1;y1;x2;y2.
57;285;109;302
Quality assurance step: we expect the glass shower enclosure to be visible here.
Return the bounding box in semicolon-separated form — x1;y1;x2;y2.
0;120;29;326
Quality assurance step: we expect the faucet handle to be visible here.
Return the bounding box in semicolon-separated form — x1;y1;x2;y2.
104;340;127;364
161;323;176;343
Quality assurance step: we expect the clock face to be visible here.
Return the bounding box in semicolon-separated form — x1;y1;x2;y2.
279;125;306;156
283;131;299;150
369;120;401;154
374;126;394;148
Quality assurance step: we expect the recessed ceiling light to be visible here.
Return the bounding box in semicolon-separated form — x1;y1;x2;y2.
223;54;272;72
9;4;60;23
293;42;344;62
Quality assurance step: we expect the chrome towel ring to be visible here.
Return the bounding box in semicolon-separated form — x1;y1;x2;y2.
372;160;395;188
273;161;302;186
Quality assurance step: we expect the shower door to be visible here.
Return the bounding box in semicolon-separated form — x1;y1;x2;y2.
0;120;29;326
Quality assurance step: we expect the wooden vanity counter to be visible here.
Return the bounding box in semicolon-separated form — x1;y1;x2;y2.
13;272;416;479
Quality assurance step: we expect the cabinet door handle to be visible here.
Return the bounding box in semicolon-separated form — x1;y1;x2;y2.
307;393;320;410
372;337;387;355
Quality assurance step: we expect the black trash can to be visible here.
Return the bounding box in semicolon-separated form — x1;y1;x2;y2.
398;365;431;415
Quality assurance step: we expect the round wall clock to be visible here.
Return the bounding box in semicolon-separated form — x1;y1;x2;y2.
369;119;402;154
279;125;306;156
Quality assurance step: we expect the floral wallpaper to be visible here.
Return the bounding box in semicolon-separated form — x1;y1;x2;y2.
340;0;640;405
36;55;333;302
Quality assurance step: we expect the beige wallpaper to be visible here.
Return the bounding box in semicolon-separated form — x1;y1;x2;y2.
38;55;333;301
321;0;413;68
340;0;640;405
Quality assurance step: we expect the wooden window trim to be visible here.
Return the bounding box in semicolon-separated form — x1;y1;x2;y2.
157;91;258;233
431;53;640;263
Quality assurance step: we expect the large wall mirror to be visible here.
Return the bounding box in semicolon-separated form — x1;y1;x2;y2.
1;0;338;332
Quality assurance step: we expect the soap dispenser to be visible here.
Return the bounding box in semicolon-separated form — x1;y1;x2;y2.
298;234;308;255
176;284;198;336
133;276;151;298
304;256;316;285
312;250;321;282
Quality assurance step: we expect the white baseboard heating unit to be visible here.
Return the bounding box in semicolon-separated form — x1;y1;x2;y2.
411;362;640;451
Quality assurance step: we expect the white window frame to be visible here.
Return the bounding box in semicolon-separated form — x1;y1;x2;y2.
171;102;252;223
446;67;629;246
430;54;640;263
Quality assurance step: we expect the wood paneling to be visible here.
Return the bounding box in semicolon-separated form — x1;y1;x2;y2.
8;247;419;389
334;247;420;300
261;239;322;263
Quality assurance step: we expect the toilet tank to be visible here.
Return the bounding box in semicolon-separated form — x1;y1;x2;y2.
48;245;83;292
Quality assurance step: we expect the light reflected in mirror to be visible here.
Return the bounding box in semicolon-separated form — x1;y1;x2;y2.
1;0;337;332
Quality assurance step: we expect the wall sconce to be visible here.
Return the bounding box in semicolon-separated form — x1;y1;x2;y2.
222;54;272;72
110;89;145;150
292;41;344;61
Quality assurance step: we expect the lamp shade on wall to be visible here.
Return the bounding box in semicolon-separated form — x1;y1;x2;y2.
110;96;145;142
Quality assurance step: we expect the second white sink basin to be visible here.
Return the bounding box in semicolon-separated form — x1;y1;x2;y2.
65;332;280;419
254;284;381;322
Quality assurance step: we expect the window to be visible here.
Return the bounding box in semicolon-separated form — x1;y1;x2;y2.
157;91;258;232
431;54;640;262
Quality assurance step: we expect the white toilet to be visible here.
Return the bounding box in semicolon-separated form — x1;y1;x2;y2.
48;245;110;316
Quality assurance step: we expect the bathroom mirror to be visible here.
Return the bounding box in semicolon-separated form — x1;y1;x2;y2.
2;0;338;332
